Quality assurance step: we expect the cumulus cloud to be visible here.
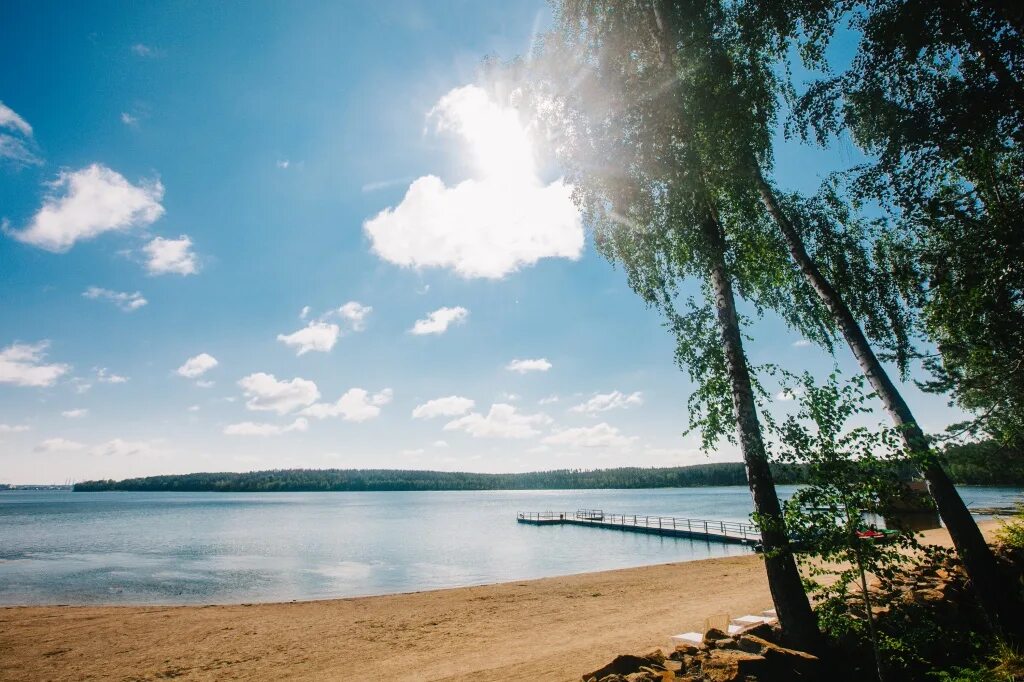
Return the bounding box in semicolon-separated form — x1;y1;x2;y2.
0;423;30;433
443;403;551;439
277;321;340;355
144;235;198;275
335;301;373;331
121;112;139;127
364;85;583;279
505;358;551;374
9;165;164;252
34;437;85;452
82;286;147;312
90;438;158;456
543;423;634;448
0;101;40;166
176;353;218;379
0;341;70;387
410;306;468;335
776;388;805;402
539;394;560;405
412;395;475;419
792;339;812;348
301;388;393;422
300;305;311;320
570;391;643;414
239;373;320;414
131;43;161;57
95;368;128;384
224;417;309;436
62;408;88;418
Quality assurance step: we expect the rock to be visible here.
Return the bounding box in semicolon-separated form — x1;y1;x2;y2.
735;634;820;677
712;637;737;649
583;654;665;681
700;649;768;682
642;650;667;666
703;627;730;642
739;623;775;642
670;643;705;659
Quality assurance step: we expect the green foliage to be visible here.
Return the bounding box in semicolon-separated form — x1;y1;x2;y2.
996;504;1024;551
785;0;1024;448
72;462;809;493
770;371;937;677
941;440;1024;486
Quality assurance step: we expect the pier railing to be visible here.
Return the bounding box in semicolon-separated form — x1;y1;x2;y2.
516;510;760;544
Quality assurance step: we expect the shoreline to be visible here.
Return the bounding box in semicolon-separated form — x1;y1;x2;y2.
0;521;998;681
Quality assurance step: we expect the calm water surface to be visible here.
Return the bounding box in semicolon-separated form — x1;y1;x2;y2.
1;486;1019;605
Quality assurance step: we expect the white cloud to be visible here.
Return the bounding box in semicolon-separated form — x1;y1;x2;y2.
506;358;551;374
121;112;138;126
82;286;147;312
187;404;200;412
89;438;157;456
195;379;215;388
335;301;373;331
35;437;85;452
539;394;560;405
412;395;475;419
0;102;32;135
364;85;583;279
224;417;309;436
277;321;340;355
131;43;160;57
9;165;164;252
570;391;643;414
96;368;128;384
177;353;218;379
62;408;88;418
300;305;311;320
410;306;468;335
144;235;198;275
443;403;551;439
543;423;634;448
776;388;805;402
0;423;30;433
301;388;393;422
401;448;426;456
792;339;811;348
276;160;290;169
0;101;40;166
0;341;70;387
239;373;320;414
433;440;449;448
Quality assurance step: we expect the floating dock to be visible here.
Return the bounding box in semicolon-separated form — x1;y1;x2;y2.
516;509;759;545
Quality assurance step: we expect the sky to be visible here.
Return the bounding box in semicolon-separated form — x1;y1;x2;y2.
0;1;964;484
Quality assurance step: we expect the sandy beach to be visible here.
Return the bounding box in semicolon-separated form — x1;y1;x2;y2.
0;521;998;681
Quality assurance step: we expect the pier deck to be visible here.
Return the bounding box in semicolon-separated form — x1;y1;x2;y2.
517;509;759;545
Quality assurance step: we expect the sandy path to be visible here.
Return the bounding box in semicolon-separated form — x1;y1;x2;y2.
0;521;999;681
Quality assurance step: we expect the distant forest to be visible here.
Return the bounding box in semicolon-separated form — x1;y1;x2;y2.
72;441;1024;492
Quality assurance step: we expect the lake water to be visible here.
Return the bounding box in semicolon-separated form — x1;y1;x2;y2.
1;486;1020;606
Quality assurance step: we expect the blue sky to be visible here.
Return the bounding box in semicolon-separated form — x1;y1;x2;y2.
0;1;962;484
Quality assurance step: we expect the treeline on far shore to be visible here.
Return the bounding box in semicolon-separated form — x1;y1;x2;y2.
71;441;1024;492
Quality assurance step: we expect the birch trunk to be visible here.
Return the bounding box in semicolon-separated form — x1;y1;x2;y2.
700;210;821;651
752;165;1016;637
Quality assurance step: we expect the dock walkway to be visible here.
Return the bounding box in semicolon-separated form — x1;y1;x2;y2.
517;509;759;545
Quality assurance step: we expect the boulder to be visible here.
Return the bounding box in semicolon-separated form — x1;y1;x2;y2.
583;654;665;682
700;649;768;682
712;637;738;650
670;643;706;659
736;634;820;677
703;627;731;642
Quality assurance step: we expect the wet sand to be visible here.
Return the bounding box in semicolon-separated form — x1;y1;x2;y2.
0;520;998;681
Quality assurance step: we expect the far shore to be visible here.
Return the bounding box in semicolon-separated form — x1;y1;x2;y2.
0;521;1000;682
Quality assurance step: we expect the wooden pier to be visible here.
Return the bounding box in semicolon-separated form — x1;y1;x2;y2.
516;509;760;546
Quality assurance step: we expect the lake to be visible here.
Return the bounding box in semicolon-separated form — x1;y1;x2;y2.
1;486;1020;605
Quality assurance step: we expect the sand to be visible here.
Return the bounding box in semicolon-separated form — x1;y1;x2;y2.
0;520;1000;681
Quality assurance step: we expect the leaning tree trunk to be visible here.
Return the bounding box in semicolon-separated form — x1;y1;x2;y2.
752;165;1018;638
700;209;822;652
